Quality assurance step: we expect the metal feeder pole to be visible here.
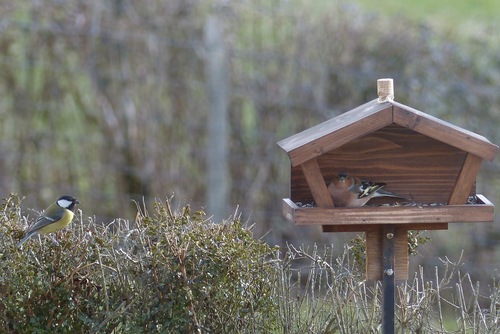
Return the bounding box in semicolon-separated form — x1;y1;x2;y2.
382;225;395;334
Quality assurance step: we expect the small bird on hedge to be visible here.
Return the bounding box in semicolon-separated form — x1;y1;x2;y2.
328;172;406;207
17;195;80;247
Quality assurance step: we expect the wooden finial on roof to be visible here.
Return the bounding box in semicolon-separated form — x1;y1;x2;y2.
377;78;394;102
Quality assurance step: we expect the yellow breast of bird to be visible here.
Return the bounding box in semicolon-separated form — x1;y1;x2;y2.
38;210;75;234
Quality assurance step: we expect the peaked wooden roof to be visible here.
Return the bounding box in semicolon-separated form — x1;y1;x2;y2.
278;99;499;167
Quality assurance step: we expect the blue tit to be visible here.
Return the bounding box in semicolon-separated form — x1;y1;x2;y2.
17;195;80;247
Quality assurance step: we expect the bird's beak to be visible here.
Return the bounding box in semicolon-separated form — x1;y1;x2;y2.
75;200;81;204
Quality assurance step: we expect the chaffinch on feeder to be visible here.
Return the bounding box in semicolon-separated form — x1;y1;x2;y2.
327;172;406;207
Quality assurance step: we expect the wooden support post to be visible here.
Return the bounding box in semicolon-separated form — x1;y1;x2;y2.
366;226;382;280
366;225;409;281
382;225;395;334
448;153;483;205
394;226;409;280
300;158;334;208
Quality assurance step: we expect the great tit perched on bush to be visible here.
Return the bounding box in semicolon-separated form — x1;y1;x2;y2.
17;195;80;247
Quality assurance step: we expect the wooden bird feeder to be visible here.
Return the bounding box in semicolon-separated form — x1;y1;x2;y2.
278;78;499;281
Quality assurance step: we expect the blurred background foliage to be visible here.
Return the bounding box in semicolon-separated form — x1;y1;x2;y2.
0;1;499;283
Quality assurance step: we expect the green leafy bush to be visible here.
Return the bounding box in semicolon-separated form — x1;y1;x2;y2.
0;195;278;333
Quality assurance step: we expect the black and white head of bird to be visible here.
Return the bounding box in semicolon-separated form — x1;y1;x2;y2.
56;195;80;211
357;180;386;199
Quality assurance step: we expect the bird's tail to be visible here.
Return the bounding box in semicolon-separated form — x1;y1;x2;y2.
372;189;408;200
17;231;37;248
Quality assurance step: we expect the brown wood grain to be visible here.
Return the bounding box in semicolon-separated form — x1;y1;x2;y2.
278;98;498;282
366;227;382;280
365;226;418;281
283;197;494;225
331;225;413;280
300;159;334;208
394;226;409;280
291;124;471;204
366;226;409;281
278;100;498;169
278;100;393;167
393;104;499;161
322;222;448;232
448;153;483;204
